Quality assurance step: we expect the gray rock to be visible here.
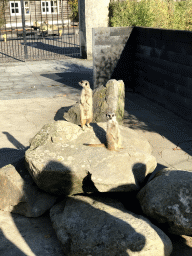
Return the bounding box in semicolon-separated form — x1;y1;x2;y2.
62;102;81;127
50;195;173;256
64;79;125;125
137;168;192;235
25;120;157;195
0;158;57;217
93;79;125;123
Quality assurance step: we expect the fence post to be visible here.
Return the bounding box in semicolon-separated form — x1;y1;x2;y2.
20;0;28;60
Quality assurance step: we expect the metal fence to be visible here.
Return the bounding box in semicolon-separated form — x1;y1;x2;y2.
0;0;80;62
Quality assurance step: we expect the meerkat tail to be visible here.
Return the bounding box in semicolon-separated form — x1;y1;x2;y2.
83;143;106;148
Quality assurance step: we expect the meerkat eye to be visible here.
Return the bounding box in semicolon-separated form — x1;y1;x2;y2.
85;82;87;85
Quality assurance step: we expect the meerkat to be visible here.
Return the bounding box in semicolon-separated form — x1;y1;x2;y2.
84;112;122;151
79;80;93;130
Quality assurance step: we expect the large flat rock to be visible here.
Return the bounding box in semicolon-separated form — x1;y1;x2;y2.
50;195;172;256
25;121;157;195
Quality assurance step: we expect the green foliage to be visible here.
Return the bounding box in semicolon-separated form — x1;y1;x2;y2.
174;0;192;31
68;0;79;22
109;0;154;27
109;0;192;31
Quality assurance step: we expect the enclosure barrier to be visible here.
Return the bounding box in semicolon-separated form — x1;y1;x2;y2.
0;0;80;62
93;26;192;121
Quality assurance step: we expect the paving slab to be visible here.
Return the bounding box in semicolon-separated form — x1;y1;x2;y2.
124;93;192;173
0;211;64;256
0;58;93;101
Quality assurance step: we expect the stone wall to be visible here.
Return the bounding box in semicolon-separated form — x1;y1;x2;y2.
133;27;192;121
92;27;134;89
92;26;192;121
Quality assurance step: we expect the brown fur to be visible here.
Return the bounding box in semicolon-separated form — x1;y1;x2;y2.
79;80;93;130
84;113;122;151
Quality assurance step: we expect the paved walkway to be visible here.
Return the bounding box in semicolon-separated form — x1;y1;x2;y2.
1;57;192;172
0;58;92;100
1;58;192;256
124;94;192;176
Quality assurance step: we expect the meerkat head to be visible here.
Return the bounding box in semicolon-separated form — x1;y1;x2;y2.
79;80;90;88
106;112;116;121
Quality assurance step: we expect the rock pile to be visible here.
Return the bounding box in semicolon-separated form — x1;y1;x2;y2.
2;99;192;254
23;119;171;255
25;120;157;195
50;195;172;256
64;79;125;125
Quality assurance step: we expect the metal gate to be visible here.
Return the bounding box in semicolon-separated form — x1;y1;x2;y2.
0;0;80;62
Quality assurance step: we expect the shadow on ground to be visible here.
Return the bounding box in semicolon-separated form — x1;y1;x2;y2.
170;234;192;256
1;132;29;168
124;91;192;158
0;229;27;256
25;41;80;56
40;60;93;90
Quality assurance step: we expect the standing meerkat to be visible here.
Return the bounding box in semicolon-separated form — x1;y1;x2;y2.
79;80;93;130
84;112;122;151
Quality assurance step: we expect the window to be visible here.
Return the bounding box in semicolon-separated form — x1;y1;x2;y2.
41;1;59;14
24;1;30;15
51;1;58;14
41;1;51;14
10;1;30;16
10;1;21;16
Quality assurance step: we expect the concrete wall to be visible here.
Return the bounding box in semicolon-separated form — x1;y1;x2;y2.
92;26;192;121
93;27;134;89
78;0;110;59
133;27;192;121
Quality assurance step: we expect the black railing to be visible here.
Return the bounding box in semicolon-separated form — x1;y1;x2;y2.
0;0;80;62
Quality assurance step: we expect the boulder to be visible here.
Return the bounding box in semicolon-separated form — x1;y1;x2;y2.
64;79;125;124
62;102;81;126
0;158;57;217
25;120;157;196
93;79;125;123
137;168;192;235
50;195;173;256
